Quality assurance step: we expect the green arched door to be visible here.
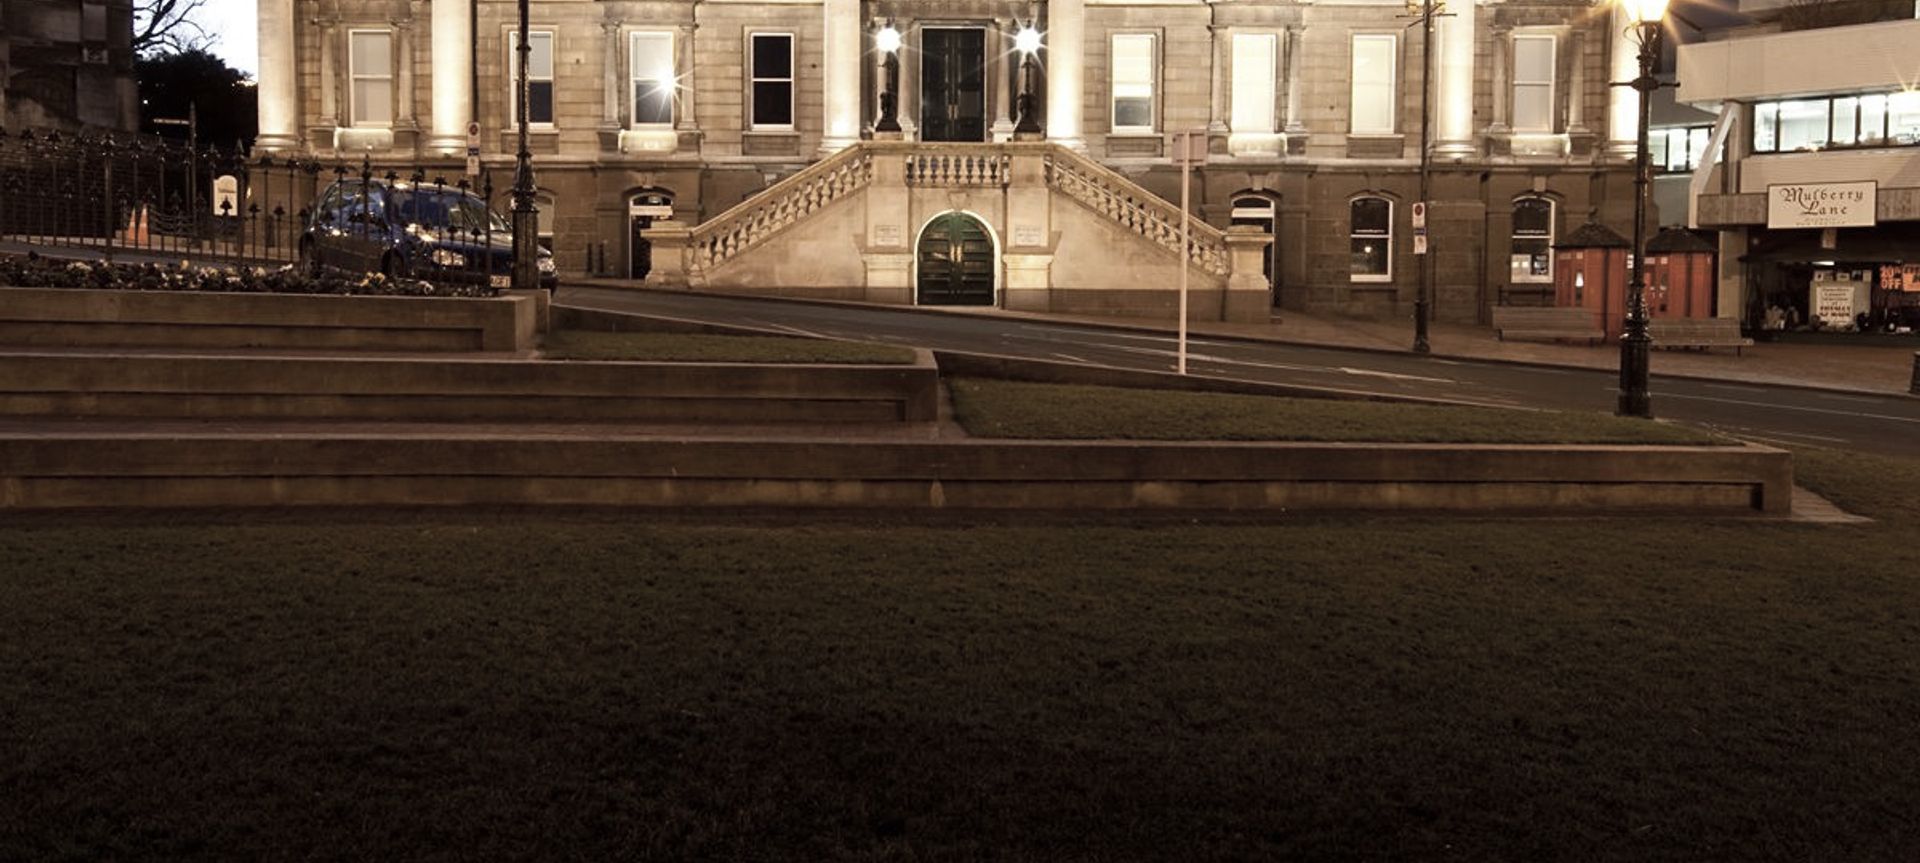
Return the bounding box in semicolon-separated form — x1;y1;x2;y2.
916;213;994;306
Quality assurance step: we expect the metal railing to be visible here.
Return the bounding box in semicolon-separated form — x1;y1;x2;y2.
0;127;512;286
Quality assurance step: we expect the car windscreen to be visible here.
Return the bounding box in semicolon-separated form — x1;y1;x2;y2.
391;191;510;235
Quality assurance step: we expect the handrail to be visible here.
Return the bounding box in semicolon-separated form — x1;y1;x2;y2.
686;143;874;270
1042;145;1229;274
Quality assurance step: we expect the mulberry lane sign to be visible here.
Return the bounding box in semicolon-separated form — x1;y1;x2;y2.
1767;181;1876;229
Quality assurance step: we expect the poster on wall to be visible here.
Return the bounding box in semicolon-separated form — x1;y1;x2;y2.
1811;269;1867;323
1767;181;1877;229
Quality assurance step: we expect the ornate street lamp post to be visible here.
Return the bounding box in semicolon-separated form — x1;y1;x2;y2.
509;0;539;291
875;25;902;134
1012;25;1043;139
1617;0;1670;417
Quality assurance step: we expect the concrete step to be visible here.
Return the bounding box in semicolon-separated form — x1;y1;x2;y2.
0;350;940;424
0;430;1793;515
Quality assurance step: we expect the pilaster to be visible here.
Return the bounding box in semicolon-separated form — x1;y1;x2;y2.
426;0;470;155
1046;0;1085;150
256;0;299;152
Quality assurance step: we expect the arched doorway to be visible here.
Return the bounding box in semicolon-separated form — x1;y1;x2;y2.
628;190;674;280
1230;194;1279;306
916;212;995;306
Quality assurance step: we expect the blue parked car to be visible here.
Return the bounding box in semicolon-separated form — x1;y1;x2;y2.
299;177;556;289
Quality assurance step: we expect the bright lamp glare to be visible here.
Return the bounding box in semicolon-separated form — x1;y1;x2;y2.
1625;0;1670;24
877;26;902;54
1015;27;1042;54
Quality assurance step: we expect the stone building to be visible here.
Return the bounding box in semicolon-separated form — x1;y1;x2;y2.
256;0;1647;322
2;0;139;132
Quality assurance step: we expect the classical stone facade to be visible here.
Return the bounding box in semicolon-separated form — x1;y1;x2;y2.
259;0;1642;322
2;0;138;133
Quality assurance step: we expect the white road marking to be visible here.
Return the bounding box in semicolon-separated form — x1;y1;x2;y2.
1050;352;1090;364
1704;383;1767;393
1335;367;1456;384
767;323;832;340
1662;392;1920;424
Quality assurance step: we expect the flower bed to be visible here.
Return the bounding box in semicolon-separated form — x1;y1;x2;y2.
0;252;497;298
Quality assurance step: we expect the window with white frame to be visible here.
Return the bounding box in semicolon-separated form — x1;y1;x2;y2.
1511;197;1554;283
1650;125;1711;173
630;32;675;127
1349;35;1396;135
1230;33;1277;134
1350;196;1392;281
348;30;393;127
1512;34;1556;133
749;33;795;129
1110;33;1156;133
509;31;555;126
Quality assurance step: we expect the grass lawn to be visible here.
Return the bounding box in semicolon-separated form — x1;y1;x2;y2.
541;329;916;364
951;378;1727;444
3;448;1916;861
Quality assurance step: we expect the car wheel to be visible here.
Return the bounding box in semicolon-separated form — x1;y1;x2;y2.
382;253;407;281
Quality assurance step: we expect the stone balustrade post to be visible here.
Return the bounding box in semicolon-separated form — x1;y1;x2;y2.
1223;225;1273;322
862;145;913;302
641;221;694;287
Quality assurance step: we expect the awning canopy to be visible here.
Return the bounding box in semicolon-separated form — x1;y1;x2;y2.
1741;226;1920;265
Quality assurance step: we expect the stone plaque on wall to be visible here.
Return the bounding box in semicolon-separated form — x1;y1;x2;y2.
873;224;902;246
1014;225;1043;247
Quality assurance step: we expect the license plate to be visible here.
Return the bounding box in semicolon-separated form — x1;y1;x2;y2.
489;275;510;288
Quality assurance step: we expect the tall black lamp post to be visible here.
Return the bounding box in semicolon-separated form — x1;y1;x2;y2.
509;0;539;292
1617;0;1670;417
875;24;902;134
1012;25;1043;138
1408;0;1442;355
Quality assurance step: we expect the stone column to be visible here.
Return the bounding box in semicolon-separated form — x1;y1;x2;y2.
1046;0;1085;149
1606;6;1639;159
394;13;417;140
600;17;624;149
676;23;699;137
990;18;1016;141
1207;24;1228;134
316;15;340;132
428;0;471;155
1487;24;1510;136
821;0;862;153
256;0;299;152
1282;25;1307;137
1433;2;1475;158
1566;31;1590;135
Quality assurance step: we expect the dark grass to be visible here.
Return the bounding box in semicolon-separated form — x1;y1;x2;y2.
540;330;916;364
3;451;1917;861
950;378;1727;444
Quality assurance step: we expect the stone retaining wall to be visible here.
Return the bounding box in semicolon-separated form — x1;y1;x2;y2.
0;436;1793;515
0;287;537;353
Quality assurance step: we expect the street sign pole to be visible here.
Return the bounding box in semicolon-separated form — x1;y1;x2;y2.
1174;130;1207;375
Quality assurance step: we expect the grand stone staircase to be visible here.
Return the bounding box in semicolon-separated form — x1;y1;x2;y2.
642;141;1273;321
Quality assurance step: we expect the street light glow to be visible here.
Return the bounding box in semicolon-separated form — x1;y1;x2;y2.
877;26;901;54
1015;27;1042;55
1624;0;1670;25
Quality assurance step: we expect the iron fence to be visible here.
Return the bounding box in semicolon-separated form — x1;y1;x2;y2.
0;127;513;286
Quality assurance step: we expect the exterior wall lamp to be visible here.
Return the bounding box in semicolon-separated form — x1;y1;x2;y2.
875;24;903;134
1013;25;1043;138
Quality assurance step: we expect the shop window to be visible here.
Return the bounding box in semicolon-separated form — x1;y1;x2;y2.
1512;34;1556;133
1230;33;1277;134
1111;34;1156;133
1350;35;1396;135
349;30;393;127
1511;198;1554;284
509;31;555;126
1651;125;1711;173
1751;90;1920;152
1350;196;1392;282
749;33;794;129
630;32;675;127
1777;99;1828;151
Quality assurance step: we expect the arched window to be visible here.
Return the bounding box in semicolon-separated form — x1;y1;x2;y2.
1511;197;1555;283
1349;196;1392;282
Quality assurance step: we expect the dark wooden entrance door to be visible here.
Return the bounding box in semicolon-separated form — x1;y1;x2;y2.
919;29;986;142
917;213;994;306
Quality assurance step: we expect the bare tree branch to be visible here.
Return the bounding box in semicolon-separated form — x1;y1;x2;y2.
134;0;210;55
